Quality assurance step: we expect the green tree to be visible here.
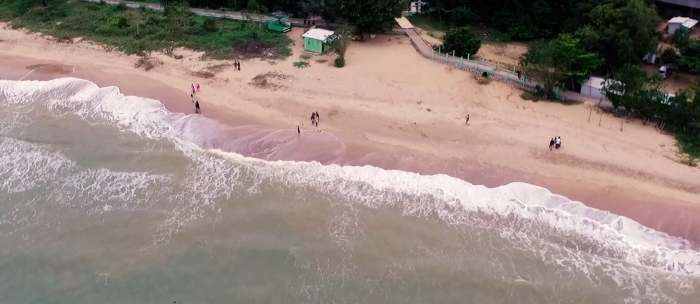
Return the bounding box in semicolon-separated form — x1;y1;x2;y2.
450;6;478;27
300;0;338;29
602;64;665;117
549;33;604;89
519;40;560;97
669;28;700;75
440;27;481;58
330;25;353;67
162;1;192;55
163;0;191;31
129;8;146;36
333;0;404;39
575;0;659;72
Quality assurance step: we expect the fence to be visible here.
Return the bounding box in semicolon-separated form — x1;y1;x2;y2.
426;47;537;92
409;40;581;103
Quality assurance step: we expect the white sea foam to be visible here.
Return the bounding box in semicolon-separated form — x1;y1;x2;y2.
0;136;172;239
1;77;699;285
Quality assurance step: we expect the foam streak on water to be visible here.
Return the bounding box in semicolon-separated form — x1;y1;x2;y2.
1;78;699;303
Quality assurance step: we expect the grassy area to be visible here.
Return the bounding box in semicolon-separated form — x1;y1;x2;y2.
676;133;700;166
405;14;449;32
0;0;292;59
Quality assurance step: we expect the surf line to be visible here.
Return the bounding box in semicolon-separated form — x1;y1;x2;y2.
18;69;35;80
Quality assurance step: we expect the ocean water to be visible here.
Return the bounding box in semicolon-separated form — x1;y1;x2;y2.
0;78;699;304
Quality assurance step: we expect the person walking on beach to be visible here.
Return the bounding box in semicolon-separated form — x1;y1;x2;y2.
196;83;200;92
190;93;194;103
315;112;320;125
465;115;470;125
297;126;301;135
195;100;200;114
555;136;562;149
549;138;555;150
191;83;195;95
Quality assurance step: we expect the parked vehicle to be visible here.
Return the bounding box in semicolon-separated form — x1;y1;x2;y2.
659;65;669;79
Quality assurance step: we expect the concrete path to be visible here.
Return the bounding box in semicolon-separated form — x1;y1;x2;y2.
80;0;340;27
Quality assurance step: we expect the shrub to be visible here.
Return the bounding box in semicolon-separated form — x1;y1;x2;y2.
293;61;310;68
334;56;345;68
441;27;481;58
202;19;218;33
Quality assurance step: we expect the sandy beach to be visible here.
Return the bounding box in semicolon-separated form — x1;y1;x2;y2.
1;24;699;243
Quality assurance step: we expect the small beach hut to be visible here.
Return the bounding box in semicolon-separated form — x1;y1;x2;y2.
302;28;335;53
668;17;698;34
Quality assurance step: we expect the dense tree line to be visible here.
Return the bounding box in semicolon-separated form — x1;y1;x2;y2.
160;0;404;37
601;64;700;142
520;0;660;90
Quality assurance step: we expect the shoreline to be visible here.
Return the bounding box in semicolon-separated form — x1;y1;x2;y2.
1;24;699;244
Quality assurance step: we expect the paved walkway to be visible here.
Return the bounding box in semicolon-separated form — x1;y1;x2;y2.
80;0;340;27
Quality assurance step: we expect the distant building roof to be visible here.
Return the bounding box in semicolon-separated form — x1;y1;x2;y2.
302;28;335;42
669;16;698;28
658;0;700;10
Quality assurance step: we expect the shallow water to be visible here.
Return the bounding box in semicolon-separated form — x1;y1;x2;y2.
1;78;699;304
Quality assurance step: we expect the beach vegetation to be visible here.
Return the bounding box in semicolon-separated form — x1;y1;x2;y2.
134;55;163;71
405;13;449;33
600;64;700;162
293;61;310;68
519;35;602;95
333;56;345;68
0;0;292;59
250;71;288;89
668;29;700;75
328;0;404;40
329;25;353;68
518;40;561;99
449;6;478;28
440;27;481;59
573;0;659;73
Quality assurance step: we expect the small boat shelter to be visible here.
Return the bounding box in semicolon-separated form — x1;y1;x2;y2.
302;28;335;53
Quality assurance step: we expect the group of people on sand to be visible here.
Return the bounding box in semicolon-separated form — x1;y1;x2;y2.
297;111;321;135
549;136;562;150
190;83;201;114
310;111;320;126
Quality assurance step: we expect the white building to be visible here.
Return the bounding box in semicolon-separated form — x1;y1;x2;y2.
580;76;607;100
407;1;430;13
580;76;624;100
668;16;698;34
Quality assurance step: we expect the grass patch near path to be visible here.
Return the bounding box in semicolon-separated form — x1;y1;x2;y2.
405;14;449;32
0;0;292;59
676;133;700;166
